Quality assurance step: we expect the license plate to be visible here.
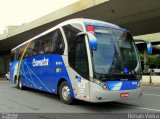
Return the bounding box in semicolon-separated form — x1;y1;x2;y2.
120;92;129;98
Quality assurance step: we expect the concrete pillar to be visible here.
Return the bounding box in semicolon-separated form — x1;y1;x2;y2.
0;56;5;75
5;55;10;73
0;54;10;76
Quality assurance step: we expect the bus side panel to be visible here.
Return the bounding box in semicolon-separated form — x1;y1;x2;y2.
10;60;19;83
20;54;73;95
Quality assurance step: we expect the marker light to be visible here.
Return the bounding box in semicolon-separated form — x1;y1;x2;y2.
87;26;94;32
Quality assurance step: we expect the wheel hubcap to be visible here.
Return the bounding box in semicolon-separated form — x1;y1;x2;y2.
62;86;70;101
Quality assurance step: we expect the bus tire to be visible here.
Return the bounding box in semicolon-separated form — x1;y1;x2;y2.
59;81;74;104
15;77;19;89
18;77;24;90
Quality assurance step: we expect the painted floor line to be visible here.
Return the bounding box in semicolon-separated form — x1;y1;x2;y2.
143;86;160;88
143;93;160;97
0;80;9;82
120;104;160;112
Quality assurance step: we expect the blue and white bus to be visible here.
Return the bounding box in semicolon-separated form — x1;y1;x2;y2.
10;18;151;104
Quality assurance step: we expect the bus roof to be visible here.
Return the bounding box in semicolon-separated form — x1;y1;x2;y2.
61;18;126;31
11;18;127;51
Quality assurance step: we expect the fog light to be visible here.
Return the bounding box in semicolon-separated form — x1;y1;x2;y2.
94;79;108;90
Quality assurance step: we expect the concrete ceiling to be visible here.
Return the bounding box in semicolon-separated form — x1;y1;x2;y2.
1;0;160;52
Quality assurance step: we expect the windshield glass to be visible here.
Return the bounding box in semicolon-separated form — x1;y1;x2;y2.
92;26;141;80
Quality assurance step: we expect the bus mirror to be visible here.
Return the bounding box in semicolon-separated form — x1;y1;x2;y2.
76;32;97;50
134;40;152;54
87;32;97;50
147;41;152;54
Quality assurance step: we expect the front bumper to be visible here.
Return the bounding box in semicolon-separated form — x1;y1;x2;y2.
89;82;142;103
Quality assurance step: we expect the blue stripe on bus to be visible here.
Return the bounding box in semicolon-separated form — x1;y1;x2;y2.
21;60;51;92
10;54;74;98
105;80;139;91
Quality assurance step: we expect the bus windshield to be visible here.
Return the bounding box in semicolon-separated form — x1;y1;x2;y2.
92;26;141;80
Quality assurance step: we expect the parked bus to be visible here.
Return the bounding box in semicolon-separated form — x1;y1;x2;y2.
10;18;152;104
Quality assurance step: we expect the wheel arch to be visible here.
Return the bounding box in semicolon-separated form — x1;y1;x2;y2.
14;75;21;84
57;77;74;98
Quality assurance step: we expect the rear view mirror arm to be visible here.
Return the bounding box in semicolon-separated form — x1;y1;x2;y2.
134;40;149;44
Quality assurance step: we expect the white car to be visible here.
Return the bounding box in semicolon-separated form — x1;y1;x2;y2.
5;72;10;80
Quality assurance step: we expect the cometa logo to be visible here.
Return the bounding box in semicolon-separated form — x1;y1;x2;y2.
32;58;49;67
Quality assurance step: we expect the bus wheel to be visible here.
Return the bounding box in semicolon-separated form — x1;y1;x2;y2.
59;81;73;104
18;77;24;90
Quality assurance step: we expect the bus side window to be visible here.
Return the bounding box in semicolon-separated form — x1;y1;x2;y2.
69;35;89;78
34;39;40;55
17;48;20;60
42;33;52;54
63;23;83;53
15;49;18;60
38;39;45;54
24;45;29;58
28;41;35;57
11;50;15;61
44;39;51;54
31;37;45;56
56;29;65;54
19;45;27;59
18;47;22;59
11;49;17;60
50;29;65;55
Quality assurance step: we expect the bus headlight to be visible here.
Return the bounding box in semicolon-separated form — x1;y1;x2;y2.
94;79;108;90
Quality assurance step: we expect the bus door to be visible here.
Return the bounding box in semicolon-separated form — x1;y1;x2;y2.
68;35;90;100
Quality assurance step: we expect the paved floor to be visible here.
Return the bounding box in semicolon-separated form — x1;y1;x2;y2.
0;80;160;113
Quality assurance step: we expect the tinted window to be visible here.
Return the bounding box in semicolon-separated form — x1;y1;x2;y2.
63;23;83;52
26;41;35;57
15;49;19;60
18;45;26;60
50;29;65;54
11;50;15;61
25;28;65;57
69;36;89;78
